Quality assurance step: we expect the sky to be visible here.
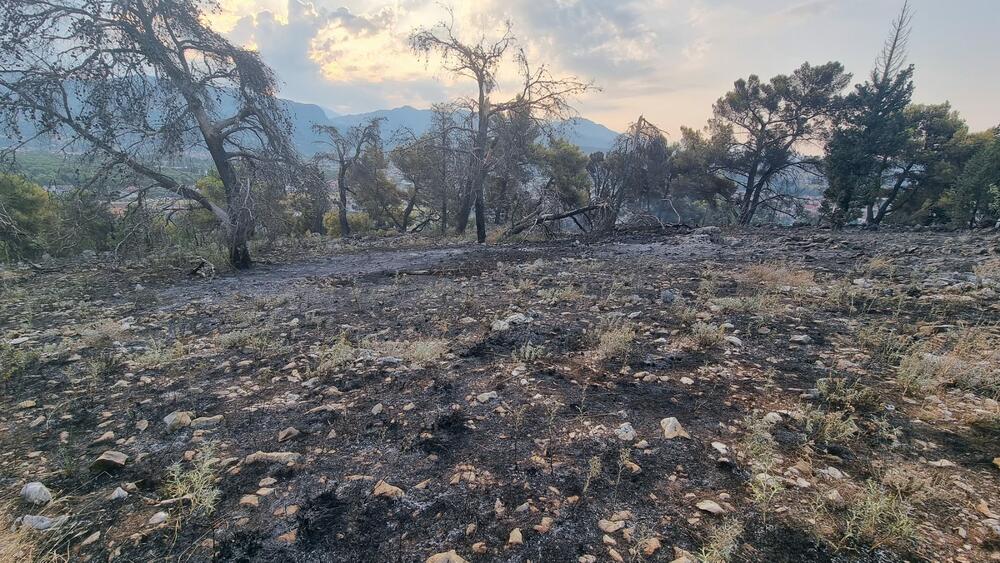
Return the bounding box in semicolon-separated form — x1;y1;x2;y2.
210;0;999;136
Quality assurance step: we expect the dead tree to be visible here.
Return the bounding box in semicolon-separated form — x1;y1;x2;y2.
313;118;383;237
0;0;297;268
410;11;593;243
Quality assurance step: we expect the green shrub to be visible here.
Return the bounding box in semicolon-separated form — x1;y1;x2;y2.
323;210;373;237
0;342;39;383
0;173;55;261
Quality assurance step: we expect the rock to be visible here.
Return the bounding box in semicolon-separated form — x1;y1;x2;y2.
373;480;405;500
81;531;101;546
244;451;301;465
471;542;487;554
692;226;723;244
21;482;52;505
789;334;813;345
91;431;115;446
994;457;1000;471
533;516;554;534
163;411;193;431
660;417;690;439
371;403;384;415
670;547;697;563
679;376;694;385
711;442;729;455
190;415;223;429
928;459;956;468
426;550;468;563
507;528;523;546
109;486;129;500
640;537;662;556
614;422;636;441
696;500;725;515
660;289;680;304
91;450;128;471
277;427;301;443
240;494;259;507
17;514;68;530
763;412;782;425
725;335;743;346
579;556;598;563
277;529;297;543
136;419;149;431
148;511;169;525
259;477;277;487
598;519;625;533
476;391;498;403
491;313;532;332
825;489;845;507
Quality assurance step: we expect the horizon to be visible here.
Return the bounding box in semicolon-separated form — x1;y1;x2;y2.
212;0;999;137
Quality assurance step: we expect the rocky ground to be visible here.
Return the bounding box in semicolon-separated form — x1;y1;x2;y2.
1;228;999;563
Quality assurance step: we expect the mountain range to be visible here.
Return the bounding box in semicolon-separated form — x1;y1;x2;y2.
281;99;620;156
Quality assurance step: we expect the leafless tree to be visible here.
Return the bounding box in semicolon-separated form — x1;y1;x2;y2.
410;11;594;242
313;118;383;237
0;0;298;268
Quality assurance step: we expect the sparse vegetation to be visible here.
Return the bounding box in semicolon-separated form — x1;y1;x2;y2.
595;320;637;359
164;445;221;518
842;481;916;550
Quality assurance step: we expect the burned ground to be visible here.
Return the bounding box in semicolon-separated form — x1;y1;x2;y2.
1;229;999;562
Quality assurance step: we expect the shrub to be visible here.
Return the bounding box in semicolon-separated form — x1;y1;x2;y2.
804;405;859;443
596;320;636;360
744;262;815;288
164;444;221;518
843;481;916;549
323;211;373;237
0;341;39;383
690;321;724;349
0;173;55;261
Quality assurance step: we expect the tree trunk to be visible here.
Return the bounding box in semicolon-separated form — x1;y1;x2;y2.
337;166;350;237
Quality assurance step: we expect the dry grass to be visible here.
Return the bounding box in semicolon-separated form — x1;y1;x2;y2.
537;285;583;303
690;321;724;350
858;326;908;366
79;319;125;349
595;320;637;360
803;405;859;443
712;293;783;316
744;262;816;289
316;334;356;373
164;445;220;518
0;342;39;383
972;257;1000;281
842;481;916;550
698;518;745;563
367;337;449;365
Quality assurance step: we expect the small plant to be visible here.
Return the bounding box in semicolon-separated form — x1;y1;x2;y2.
513;342;546;362
803;405;859;444
538;285;583;303
690;321;724;350
582;455;602;496
133;339;185;368
744;262;815;289
858;326;907;366
164;444;221;518
366;337;449;365
596;320;637;360
842;481;916;550
0;341;39;383
712;293;782;316
740;415;783;518
317;334;355;373
217;329;273;354
85;350;122;384
816;378;881;412
80;318;126;349
698;518;744;563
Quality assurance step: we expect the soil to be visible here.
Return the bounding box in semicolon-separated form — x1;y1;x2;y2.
1;228;999;562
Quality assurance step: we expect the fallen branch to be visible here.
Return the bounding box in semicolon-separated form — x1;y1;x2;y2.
502;204;603;238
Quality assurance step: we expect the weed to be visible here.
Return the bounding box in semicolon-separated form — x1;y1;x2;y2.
842;481;916;550
596;320;636;360
513;342;546;362
85;350;121;385
712;293;782;316
690;322;724;350
582;456;602;496
803;405;859;444
163;444;221;518
698;518;744;563
80;318;126;349
217;329;273;354
816;378;881;412
744;262;815;289
133;339;185;369
0;341;39;383
740;415;783;517
858;326;907;366
366;337;449;365
316;334;355;373
538;285;583;303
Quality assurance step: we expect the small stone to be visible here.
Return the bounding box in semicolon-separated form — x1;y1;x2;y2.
640;537;662;556
148;511;169;525
277;427;301;442
190;415;224;429
615;422;636;441
696;500;725;515
244;451;301;465
91;431;115;446
136;419;149;431
928;459;956;468
277;529;297;543
21;482;52;505
81;531;101;546
259;477;277;487
17;399;36;409
471;542;487;554
534;516;554;533
91;450;128;471
371;403;384;415
598;519;625;533
18;515;68;530
660;417;691;439
425;550;468;563
763;412;782;425
163;411;193;431
109;486;129;500
476;391;498;403
789;334;813;345
679;377;694;385
507;528;523;546
711;442;729;455
240;494;259;507
373;480;405;500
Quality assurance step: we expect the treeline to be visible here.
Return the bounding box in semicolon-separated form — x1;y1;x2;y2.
1;1;998;267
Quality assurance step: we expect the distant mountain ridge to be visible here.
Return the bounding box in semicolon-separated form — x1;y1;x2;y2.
281;99;620;155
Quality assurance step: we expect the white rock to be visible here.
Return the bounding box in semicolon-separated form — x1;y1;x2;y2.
148;511;168;525
789;334;813;345
20;482;52;505
660;417;691;439
163;411;193;431
109;486;129;500
476;391;498;403
614;422;636;441
696;500;725;515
